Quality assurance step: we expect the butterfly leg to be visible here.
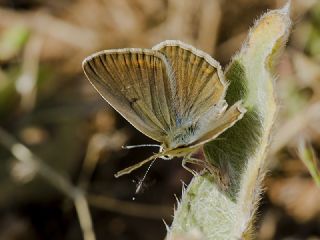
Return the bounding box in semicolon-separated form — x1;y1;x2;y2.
187;157;219;176
183;157;222;178
182;155;215;176
182;157;198;176
187;156;230;188
182;156;228;189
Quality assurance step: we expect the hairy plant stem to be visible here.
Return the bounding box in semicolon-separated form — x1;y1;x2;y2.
167;3;292;239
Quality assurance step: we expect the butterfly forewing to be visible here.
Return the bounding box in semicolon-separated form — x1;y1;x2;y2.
83;49;174;142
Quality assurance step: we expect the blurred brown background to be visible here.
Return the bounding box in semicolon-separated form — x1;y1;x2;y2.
0;0;320;239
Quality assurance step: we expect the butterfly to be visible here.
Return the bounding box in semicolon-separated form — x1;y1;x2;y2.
82;40;245;183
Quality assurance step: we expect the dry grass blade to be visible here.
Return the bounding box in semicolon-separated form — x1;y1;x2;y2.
0;8;98;49
297;139;320;187
88;194;172;220
16;35;42;112
0;127;96;240
271;102;320;155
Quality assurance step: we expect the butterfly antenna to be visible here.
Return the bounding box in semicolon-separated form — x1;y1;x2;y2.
135;158;157;194
122;144;161;149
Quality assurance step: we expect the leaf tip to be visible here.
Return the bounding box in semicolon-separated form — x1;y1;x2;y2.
280;0;291;15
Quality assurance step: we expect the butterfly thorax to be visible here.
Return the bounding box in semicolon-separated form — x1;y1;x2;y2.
161;145;199;158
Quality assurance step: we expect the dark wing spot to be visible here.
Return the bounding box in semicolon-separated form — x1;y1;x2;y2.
129;97;139;107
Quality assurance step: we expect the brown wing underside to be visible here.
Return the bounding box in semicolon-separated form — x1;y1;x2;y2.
83;41;229;146
153;41;227;125
83;49;172;142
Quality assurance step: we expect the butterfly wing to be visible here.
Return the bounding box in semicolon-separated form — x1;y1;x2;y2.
190;101;246;147
153;40;229;147
82;49;174;142
163;101;245;157
83;41;236;148
153;40;227;125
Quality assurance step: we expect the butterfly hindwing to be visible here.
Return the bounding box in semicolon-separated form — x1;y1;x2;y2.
153;40;227;125
191;101;246;147
152;40;230;147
